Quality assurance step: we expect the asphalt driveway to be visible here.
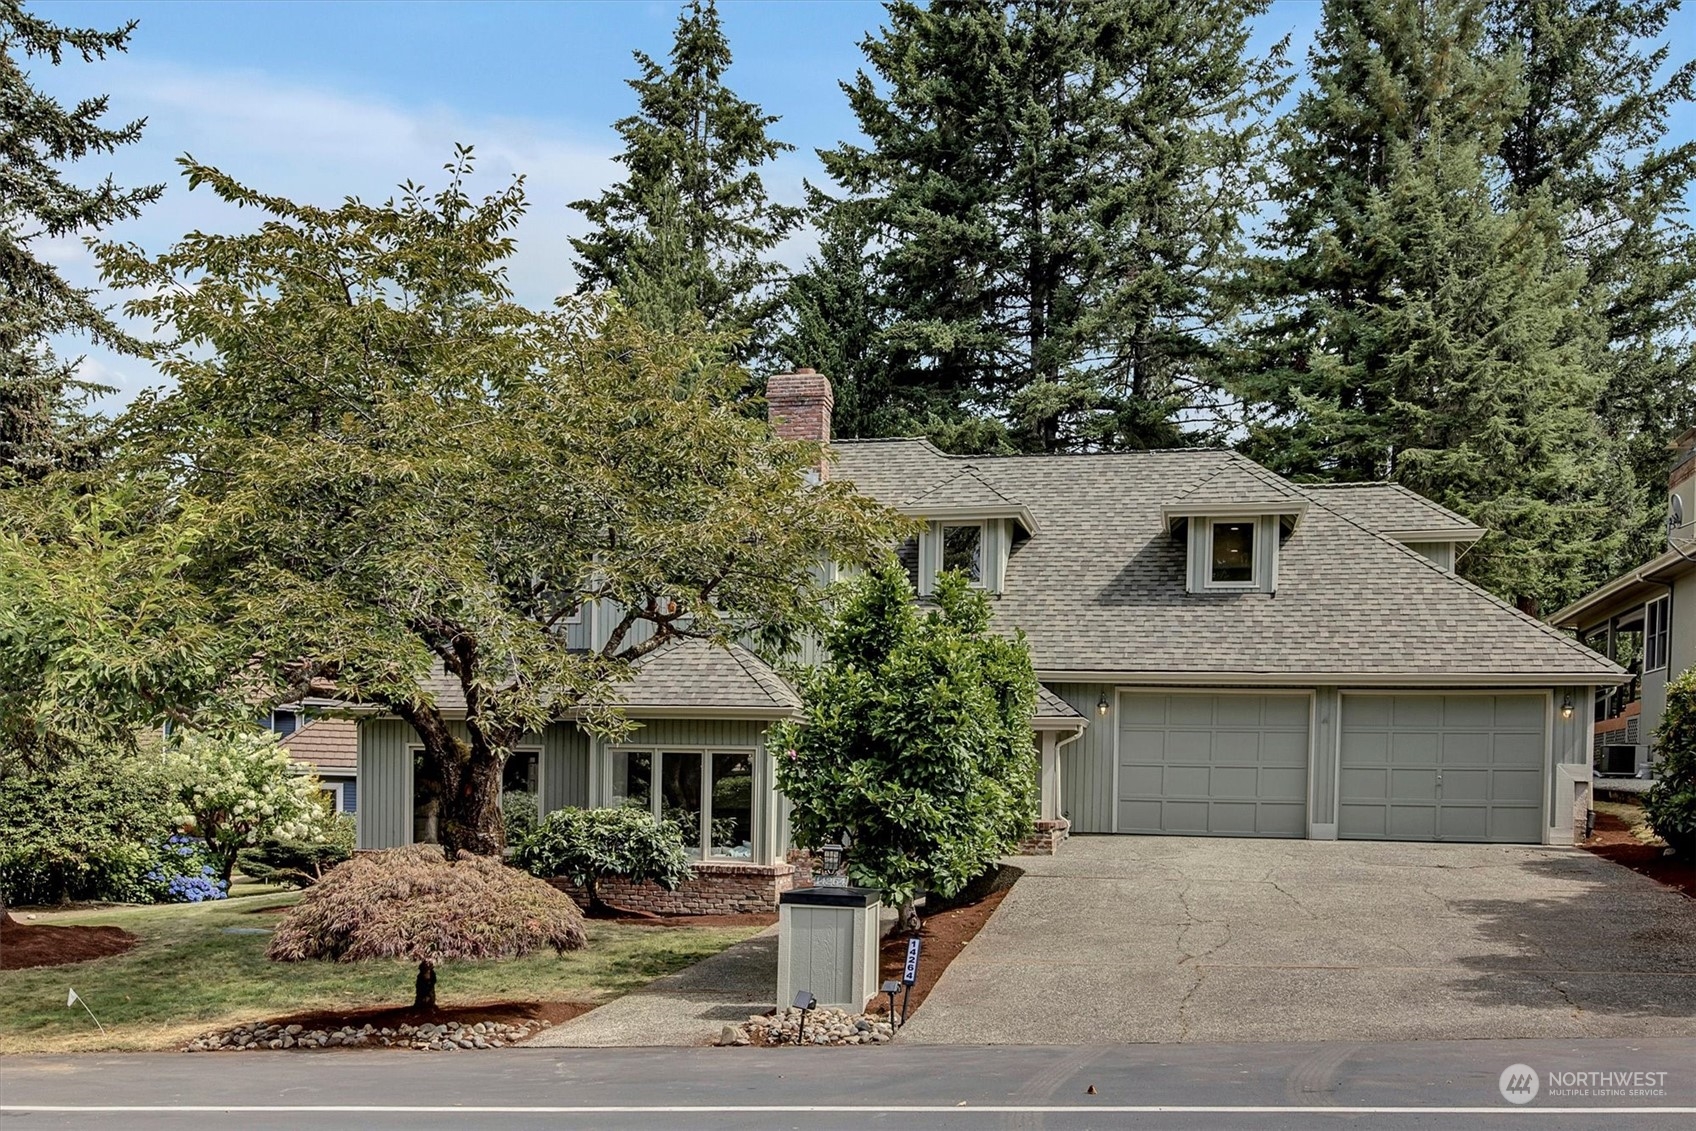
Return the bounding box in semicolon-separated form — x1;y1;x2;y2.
900;836;1696;1044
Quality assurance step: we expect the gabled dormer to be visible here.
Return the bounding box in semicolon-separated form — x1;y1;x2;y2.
901;467;1038;596
1162;462;1308;595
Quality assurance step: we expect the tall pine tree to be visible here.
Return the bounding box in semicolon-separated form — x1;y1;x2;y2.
570;0;799;362
0;2;159;479
1486;0;1696;562
807;0;1285;453
1233;0;1629;612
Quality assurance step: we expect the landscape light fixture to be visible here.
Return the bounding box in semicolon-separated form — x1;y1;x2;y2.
817;841;847;887
1096;695;1110;717
1561;693;1574;720
792;990;817;1044
881;979;901;1023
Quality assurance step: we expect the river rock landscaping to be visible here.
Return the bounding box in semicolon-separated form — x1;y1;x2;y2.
722;1005;897;1047
188;1018;551;1051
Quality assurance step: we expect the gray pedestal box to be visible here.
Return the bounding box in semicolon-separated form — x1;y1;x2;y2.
776;887;882;1012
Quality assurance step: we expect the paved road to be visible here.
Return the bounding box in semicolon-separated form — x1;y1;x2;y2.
904;836;1696;1044
3;1038;1692;1129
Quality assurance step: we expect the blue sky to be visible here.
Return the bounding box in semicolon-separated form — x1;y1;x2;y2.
26;0;1693;406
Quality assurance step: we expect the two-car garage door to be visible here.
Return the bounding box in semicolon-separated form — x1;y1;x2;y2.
1113;690;1546;843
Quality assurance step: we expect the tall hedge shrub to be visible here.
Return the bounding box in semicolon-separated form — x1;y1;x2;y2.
1647;668;1696;859
0;746;175;905
773;561;1038;926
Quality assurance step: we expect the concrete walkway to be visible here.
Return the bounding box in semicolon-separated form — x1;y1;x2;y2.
901;836;1696;1045
527;927;778;1047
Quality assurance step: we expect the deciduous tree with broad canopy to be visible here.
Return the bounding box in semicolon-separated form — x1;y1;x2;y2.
773;561;1039;927
72;149;894;858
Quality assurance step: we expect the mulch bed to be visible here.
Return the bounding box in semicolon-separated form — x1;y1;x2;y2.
0;913;139;970
865;871;1016;1019
260;999;597;1032
1582;811;1696;899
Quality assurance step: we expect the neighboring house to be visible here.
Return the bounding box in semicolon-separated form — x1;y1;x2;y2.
273;709;358;814
353;370;1626;910
1550;428;1696;777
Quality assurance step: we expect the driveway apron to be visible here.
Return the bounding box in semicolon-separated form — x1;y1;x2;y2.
899;836;1696;1044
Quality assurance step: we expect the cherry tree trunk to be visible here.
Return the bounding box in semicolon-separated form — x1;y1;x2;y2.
414;960;437;1011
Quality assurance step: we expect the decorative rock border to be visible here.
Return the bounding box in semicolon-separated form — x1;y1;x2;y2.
188;1018;551;1051
720;1005;896;1047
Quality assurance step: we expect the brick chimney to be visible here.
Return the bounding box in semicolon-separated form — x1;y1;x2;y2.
766;368;834;444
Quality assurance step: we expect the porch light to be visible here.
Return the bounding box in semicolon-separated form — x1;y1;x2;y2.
1096;696;1110;717
817;842;848;887
1561;694;1574;720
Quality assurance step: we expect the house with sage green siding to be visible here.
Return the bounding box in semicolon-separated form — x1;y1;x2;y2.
354;369;1629;912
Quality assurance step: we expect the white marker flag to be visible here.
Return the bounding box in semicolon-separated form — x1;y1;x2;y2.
65;987;104;1033
67;988;78;1007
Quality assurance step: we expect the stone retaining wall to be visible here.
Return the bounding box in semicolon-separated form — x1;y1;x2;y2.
550;860;799;915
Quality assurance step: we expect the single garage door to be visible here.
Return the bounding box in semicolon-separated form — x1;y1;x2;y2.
1338;694;1545;843
1117;692;1309;837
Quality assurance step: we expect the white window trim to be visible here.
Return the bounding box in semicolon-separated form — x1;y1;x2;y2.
319;780;345;813
1204;517;1260;590
608;744;758;862
938;522;987;588
1646;596;1671;673
498;747;545;816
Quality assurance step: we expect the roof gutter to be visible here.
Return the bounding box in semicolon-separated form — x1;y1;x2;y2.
1550;543;1696;627
1036;669;1631;688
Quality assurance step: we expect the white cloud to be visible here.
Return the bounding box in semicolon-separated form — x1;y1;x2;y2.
41;57;623;411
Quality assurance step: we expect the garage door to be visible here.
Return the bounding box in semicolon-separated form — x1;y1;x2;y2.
1117;693;1309;837
1338;694;1544;843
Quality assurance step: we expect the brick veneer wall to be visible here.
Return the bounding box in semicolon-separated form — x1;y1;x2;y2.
1016;818;1070;856
549;860;801;916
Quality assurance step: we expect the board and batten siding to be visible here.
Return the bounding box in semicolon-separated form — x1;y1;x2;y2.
1048;683;1115;833
1310;687;1340;837
542;723;589;813
1403;541;1456;572
1549;684;1594;845
357;718;413;850
1184;517;1283;594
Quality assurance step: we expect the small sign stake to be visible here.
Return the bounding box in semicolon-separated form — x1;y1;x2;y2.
66;987;105;1035
899;936;921;1026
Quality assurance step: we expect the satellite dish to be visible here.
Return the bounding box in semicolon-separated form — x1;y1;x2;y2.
1672;492;1687;546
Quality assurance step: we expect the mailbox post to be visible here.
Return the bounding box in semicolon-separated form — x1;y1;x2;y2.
776;886;883;1013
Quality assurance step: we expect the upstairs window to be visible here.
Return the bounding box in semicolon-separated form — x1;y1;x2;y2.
1208;520;1257;587
942;524;984;584
1646;596;1671;673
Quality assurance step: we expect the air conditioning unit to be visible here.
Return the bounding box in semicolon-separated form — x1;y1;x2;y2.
1598;744;1641;777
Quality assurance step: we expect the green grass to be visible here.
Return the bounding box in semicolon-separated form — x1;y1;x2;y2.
0;893;762;1052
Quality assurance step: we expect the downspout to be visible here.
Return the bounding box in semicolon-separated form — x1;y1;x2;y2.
1050;725;1085;824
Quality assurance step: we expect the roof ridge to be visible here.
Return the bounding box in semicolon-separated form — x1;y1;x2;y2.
1299;492;1621;672
903;464;1023;509
725;642;798;708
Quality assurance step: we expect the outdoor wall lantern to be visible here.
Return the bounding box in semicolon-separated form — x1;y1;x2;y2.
817;842;848;887
1096;695;1110;717
1560;693;1574;720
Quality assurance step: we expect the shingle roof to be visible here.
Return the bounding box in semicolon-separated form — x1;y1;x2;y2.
1034;685;1087;730
832;440;1623;684
1166;458;1305;511
281;718;358;775
594;638;802;717
1302;482;1483;539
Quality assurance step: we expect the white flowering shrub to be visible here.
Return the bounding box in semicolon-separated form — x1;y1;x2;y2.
166;729;333;886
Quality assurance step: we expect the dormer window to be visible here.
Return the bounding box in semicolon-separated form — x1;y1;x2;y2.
942;523;984;584
1208;519;1257;587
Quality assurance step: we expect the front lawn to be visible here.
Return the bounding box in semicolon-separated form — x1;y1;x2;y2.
0;893;763;1052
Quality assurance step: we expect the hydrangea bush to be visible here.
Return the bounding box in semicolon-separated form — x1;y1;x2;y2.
166;729;333;886
143;835;228;902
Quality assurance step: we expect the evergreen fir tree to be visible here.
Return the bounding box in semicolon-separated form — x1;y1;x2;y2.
1234;0;1630;612
0;1;159;478
1486;0;1696;562
570;0;800;362
812;0;1285;453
